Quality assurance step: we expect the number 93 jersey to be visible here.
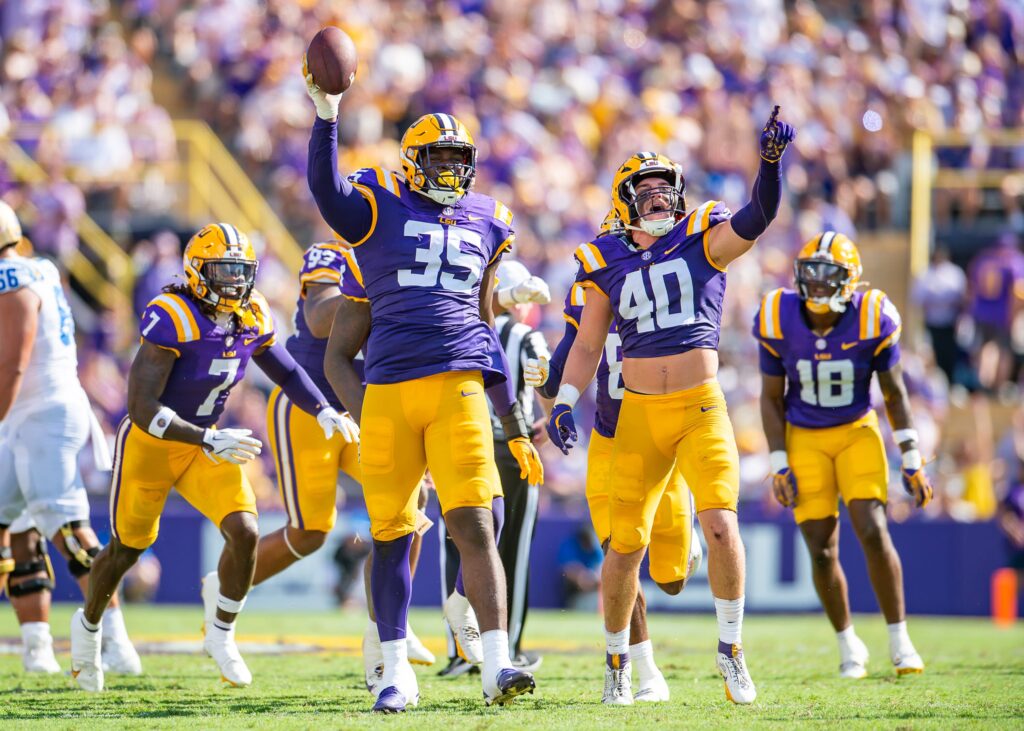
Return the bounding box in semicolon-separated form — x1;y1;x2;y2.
138;290;276;428
573;201;731;358
753;288;902;429
341;167;514;385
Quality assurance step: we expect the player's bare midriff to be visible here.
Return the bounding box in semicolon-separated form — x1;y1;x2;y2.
622;348;718;395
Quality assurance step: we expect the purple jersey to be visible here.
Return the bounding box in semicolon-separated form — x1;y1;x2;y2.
286;242;366;411
563;282;623;438
754;288;902;429
573;201;731;357
139;290;276;428
343;167;513;385
968;249;1024;328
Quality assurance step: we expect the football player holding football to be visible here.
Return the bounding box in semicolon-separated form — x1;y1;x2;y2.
546;108;796;704
526;211;702;702
755;231;930;678
0;201;140;676
305;65;542;711
70;223;354;692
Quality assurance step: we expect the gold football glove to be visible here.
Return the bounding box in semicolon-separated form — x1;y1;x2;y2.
509;436;544;485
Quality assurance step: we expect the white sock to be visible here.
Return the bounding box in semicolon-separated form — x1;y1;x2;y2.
205;621;234;643
482;629;512;683
21;621;51;644
102;606;128;640
605;628;630;658
836;625;856;643
887;620;912;651
630;640;658;683
715;596;744;645
80;614;101;633
381;638;408;676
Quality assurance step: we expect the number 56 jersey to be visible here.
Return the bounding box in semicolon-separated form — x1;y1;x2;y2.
573;201;731;357
753;288;902;429
343;167;514;385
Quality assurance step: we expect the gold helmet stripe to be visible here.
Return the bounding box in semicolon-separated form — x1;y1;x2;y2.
817;230;836;256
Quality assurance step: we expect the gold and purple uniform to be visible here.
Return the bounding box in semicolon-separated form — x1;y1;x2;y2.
111;291;276;549
558;284;695;583
318;163;512;541
754;288;902;522
266;242;364;533
573;201;739;556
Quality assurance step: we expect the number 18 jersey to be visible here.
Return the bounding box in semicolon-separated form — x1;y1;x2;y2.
344;167;514;385
572;200;731;358
753;288;902;429
562;283;623;438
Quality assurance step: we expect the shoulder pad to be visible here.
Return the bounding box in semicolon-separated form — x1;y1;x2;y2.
300;242;347;288
348;166;403;198
684;200;732;237
574;241;609;273
858;288;901;342
492;199;514;227
0;259;41;293
757;288;786;340
145;293;201;345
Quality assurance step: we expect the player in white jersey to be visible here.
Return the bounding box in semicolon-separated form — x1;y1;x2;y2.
0;201;140;675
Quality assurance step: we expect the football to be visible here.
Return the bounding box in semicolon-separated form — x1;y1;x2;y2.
306;26;357;95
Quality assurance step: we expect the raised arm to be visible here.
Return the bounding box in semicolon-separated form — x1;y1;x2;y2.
706;106;796;268
0;287;39;421
323;296;371;424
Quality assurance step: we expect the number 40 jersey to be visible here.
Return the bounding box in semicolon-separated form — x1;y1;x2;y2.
753;288;902;429
342;166;514;385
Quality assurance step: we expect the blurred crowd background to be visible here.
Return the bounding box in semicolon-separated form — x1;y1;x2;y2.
1;0;1024;559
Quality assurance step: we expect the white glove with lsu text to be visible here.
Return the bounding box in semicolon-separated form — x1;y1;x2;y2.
498;276;551;308
317;407;360;443
524;355;550;388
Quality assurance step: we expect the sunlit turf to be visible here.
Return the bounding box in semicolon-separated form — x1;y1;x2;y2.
1;605;1022;729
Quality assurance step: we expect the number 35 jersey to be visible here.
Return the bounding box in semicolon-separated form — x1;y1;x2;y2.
343;167;514;385
573;200;731;358
139;290;276;428
753;288;902;429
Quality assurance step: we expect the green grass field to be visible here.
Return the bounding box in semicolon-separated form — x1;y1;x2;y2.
1;605;1022;729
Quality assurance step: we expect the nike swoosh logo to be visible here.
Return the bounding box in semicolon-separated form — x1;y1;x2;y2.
461;390;478;397
700;405;717;412
664;243;681;256
841;342;857;350
467;215;484;221
244;337;258;346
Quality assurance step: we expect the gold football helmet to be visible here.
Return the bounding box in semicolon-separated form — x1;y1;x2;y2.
794;231;863;313
599;208;625;235
183;223;258;314
610;152;686;237
400;114;476;206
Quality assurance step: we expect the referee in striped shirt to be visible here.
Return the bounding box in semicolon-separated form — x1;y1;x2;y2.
439;260;552;676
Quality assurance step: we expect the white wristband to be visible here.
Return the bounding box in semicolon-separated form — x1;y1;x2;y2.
893;428;919;446
769;450;789;473
901;448;923;471
555;384;581;408
147;406;177;438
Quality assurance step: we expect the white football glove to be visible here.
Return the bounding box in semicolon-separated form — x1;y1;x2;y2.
498;276;551;307
524;355;550;388
317;407;360;443
303;57;342;121
202;428;263;465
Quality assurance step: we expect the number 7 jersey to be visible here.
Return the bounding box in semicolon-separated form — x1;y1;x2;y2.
753;288;902;428
573;201;731;357
341;167;514;385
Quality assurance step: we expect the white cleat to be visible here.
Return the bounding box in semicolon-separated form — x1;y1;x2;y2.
443;591;483;665
892;648;925;676
839;633;870;679
373;659;419;711
201;571;220;627
634;671;670;702
101;637;143;675
602;658;633;705
717;643;756;704
203;623;252;687
23;634;61;674
406;623;435;666
70;608;104;692
362;621;384;696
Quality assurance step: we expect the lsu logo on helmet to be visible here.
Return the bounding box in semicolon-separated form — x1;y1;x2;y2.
611;152;687;238
183;223;259;315
794;231;863;313
400;114;477;206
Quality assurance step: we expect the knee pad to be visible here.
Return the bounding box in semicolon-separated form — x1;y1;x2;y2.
0;546;13;594
8;557;55;597
60;520;101;578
